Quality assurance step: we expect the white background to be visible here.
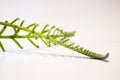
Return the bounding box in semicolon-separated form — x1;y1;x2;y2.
0;0;120;80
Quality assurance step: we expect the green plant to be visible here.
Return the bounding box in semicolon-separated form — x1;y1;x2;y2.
0;18;109;60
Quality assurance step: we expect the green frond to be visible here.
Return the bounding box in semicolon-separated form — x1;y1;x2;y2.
0;18;109;60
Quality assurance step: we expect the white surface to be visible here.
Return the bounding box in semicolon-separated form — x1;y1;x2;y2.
0;0;120;80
